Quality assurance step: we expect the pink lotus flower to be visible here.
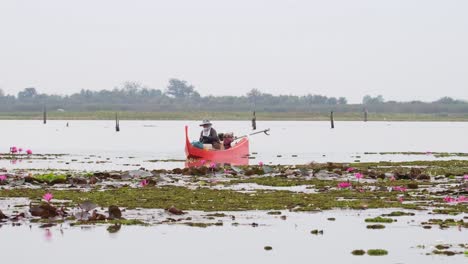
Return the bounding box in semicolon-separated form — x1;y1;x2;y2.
464;175;468;181
389;176;396;181
456;196;467;203
444;196;468;203
18;148;23;153
355;173;363;180
0;175;6;181
10;146;18;154
443;196;456;203
398;197;404;203
258;161;264;167
337;182;351;189
209;162;216;169
392;186;407;192
200;160;206;165
26;149;32;155
346;167;355;172
140;179;149;187
43;193;53;203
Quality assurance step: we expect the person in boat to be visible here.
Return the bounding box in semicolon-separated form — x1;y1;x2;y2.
199;120;221;149
222;132;234;149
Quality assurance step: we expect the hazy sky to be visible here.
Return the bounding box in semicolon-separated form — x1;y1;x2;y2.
0;0;467;103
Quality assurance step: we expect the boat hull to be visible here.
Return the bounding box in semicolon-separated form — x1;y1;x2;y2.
185;126;249;165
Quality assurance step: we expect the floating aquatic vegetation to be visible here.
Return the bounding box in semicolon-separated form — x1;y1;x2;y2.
365;217;394;223
367;249;388;256
32;173;67;184
310;229;323;235
381;211;415;217
351;249;365;255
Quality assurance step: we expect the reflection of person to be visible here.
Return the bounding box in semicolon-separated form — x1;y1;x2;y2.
199;120;220;149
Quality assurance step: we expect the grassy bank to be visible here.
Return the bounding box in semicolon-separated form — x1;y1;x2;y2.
0;111;468;121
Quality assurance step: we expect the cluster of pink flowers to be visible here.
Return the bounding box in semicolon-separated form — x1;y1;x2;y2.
9;146;32;155
0;175;7;181
392;186;407;192
337;182;352;189
443;196;467;203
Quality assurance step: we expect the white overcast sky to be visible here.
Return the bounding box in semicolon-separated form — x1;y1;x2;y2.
0;0;467;103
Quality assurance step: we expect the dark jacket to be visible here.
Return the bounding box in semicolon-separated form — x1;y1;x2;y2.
199;128;220;144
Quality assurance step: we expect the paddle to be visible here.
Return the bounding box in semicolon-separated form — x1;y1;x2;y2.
234;128;270;140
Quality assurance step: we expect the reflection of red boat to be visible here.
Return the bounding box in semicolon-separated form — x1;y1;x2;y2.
185;126;249;166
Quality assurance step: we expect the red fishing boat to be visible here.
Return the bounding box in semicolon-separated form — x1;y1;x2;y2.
185;125;249;165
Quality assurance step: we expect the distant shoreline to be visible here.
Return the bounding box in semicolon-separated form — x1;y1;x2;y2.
0;111;467;121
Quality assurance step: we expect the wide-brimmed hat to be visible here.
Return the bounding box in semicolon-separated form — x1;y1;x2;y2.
199;119;212;126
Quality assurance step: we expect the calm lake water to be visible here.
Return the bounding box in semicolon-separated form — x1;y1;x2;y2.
0;209;466;264
1;121;467;263
0;120;467;170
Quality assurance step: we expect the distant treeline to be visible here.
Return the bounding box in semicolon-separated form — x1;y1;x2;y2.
0;79;467;114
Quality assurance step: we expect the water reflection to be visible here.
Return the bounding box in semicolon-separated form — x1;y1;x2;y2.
44;228;52;241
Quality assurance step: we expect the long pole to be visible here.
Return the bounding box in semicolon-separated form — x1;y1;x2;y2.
115;112;120;132
252;111;257;130
43;105;47;124
235;128;270;140
330;111;334;129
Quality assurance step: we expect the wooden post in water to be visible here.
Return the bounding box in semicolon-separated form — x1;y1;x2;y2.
115;112;120;132
43;105;47;124
364;107;368;122
330;111;335;129
251;111;257;130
